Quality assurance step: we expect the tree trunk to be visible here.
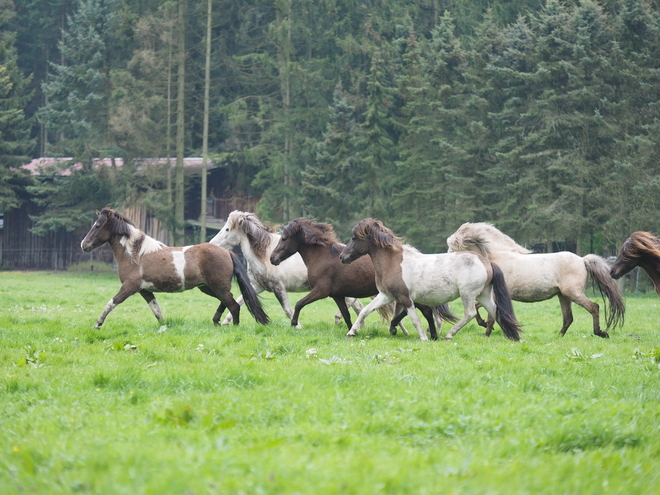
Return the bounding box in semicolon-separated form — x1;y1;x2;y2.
174;0;186;245
200;0;212;243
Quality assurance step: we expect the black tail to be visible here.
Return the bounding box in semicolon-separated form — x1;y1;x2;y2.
490;262;521;341
432;303;458;324
230;252;270;324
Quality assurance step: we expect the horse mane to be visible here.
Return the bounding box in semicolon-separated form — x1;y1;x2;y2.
282;218;341;249
621;231;660;263
227;210;275;260
448;222;531;256
352;218;403;252
99;208;164;261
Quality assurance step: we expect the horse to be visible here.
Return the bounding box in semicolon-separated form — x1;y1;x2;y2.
80;208;270;328
269;218;453;337
209;210;364;327
447;222;625;338
339;218;522;342
610;231;660;294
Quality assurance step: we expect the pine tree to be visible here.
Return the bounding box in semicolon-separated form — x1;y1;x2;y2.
39;0;121;158
301;83;360;238
0;4;34;211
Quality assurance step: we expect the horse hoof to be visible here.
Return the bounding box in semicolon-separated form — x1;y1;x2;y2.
389;328;397;336
444;335;452;341
596;331;610;339
346;334;355;340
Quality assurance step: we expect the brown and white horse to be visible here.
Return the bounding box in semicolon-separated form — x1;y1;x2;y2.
610;231;660;294
269;218;453;337
81;208;269;328
448;222;625;338
340;218;522;341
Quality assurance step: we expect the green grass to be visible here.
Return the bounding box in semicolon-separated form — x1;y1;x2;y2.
1;271;659;494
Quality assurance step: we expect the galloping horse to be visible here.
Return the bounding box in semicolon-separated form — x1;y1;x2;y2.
270;218;452;337
447;222;625;338
210;210;363;326
339;218;522;341
81;208;269;328
610;231;660;294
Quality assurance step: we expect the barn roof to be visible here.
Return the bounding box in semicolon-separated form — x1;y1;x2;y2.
22;157;218;176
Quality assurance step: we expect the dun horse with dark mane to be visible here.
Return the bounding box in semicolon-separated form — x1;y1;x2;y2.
610;231;660;294
81;208;269;328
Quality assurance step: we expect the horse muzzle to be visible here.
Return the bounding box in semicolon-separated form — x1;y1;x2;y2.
270;256;281;266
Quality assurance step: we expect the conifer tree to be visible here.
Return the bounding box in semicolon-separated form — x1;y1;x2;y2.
0;13;34;210
39;0;121;158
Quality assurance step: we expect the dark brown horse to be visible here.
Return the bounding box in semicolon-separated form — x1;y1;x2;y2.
269;218;453;337
611;231;660;295
81;208;269;328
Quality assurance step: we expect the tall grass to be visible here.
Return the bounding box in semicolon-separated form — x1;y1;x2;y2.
1;271;659;494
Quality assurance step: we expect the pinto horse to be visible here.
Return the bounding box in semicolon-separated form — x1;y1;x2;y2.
269;218;453;337
610;231;660;294
81;208;269;328
339;218;522;342
447;222;625;338
210;210;364;327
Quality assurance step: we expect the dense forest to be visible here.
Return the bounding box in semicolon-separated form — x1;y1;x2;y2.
2;0;660;253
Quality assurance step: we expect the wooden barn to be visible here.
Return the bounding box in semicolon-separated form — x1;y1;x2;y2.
0;158;260;270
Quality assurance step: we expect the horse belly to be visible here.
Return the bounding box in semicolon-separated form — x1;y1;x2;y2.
494;256;567;302
403;260;460;305
140;258;185;292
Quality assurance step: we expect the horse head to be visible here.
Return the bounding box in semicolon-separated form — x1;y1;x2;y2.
270;218;338;265
610;231;660;279
81;208;129;252
340;218;401;264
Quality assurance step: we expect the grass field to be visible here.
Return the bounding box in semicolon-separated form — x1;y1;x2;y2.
1;270;659;494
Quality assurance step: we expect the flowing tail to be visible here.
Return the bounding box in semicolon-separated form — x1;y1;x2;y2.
491;262;522;341
583;254;625;332
231;252;270;324
432;303;458;324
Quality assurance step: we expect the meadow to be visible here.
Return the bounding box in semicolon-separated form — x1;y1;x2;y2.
1;270;659;494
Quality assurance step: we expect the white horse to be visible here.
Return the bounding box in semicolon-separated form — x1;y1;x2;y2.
447;222;625;338
210;211;365;327
339;218;521;341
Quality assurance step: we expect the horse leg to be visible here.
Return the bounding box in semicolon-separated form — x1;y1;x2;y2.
570;293;608;338
444;295;478;340
417;304;438;340
200;285;240;326
485;314;495;337
139;290;164;323
269;283;300;327
336;297;363;324
403;305;429;341
389;303;406;335
221;284;266;325
558;294;574;336
94;285;138;329
347;293;394;338
290;288;328;328
332;297;353;331
475;304;488;329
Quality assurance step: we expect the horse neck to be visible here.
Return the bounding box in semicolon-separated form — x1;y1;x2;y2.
296;243;336;269
366;244;401;275
639;258;660;295
108;235;138;279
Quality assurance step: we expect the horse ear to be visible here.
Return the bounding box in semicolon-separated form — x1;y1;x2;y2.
96;210;101;215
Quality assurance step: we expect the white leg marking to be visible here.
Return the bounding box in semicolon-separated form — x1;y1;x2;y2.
347;293;394;337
